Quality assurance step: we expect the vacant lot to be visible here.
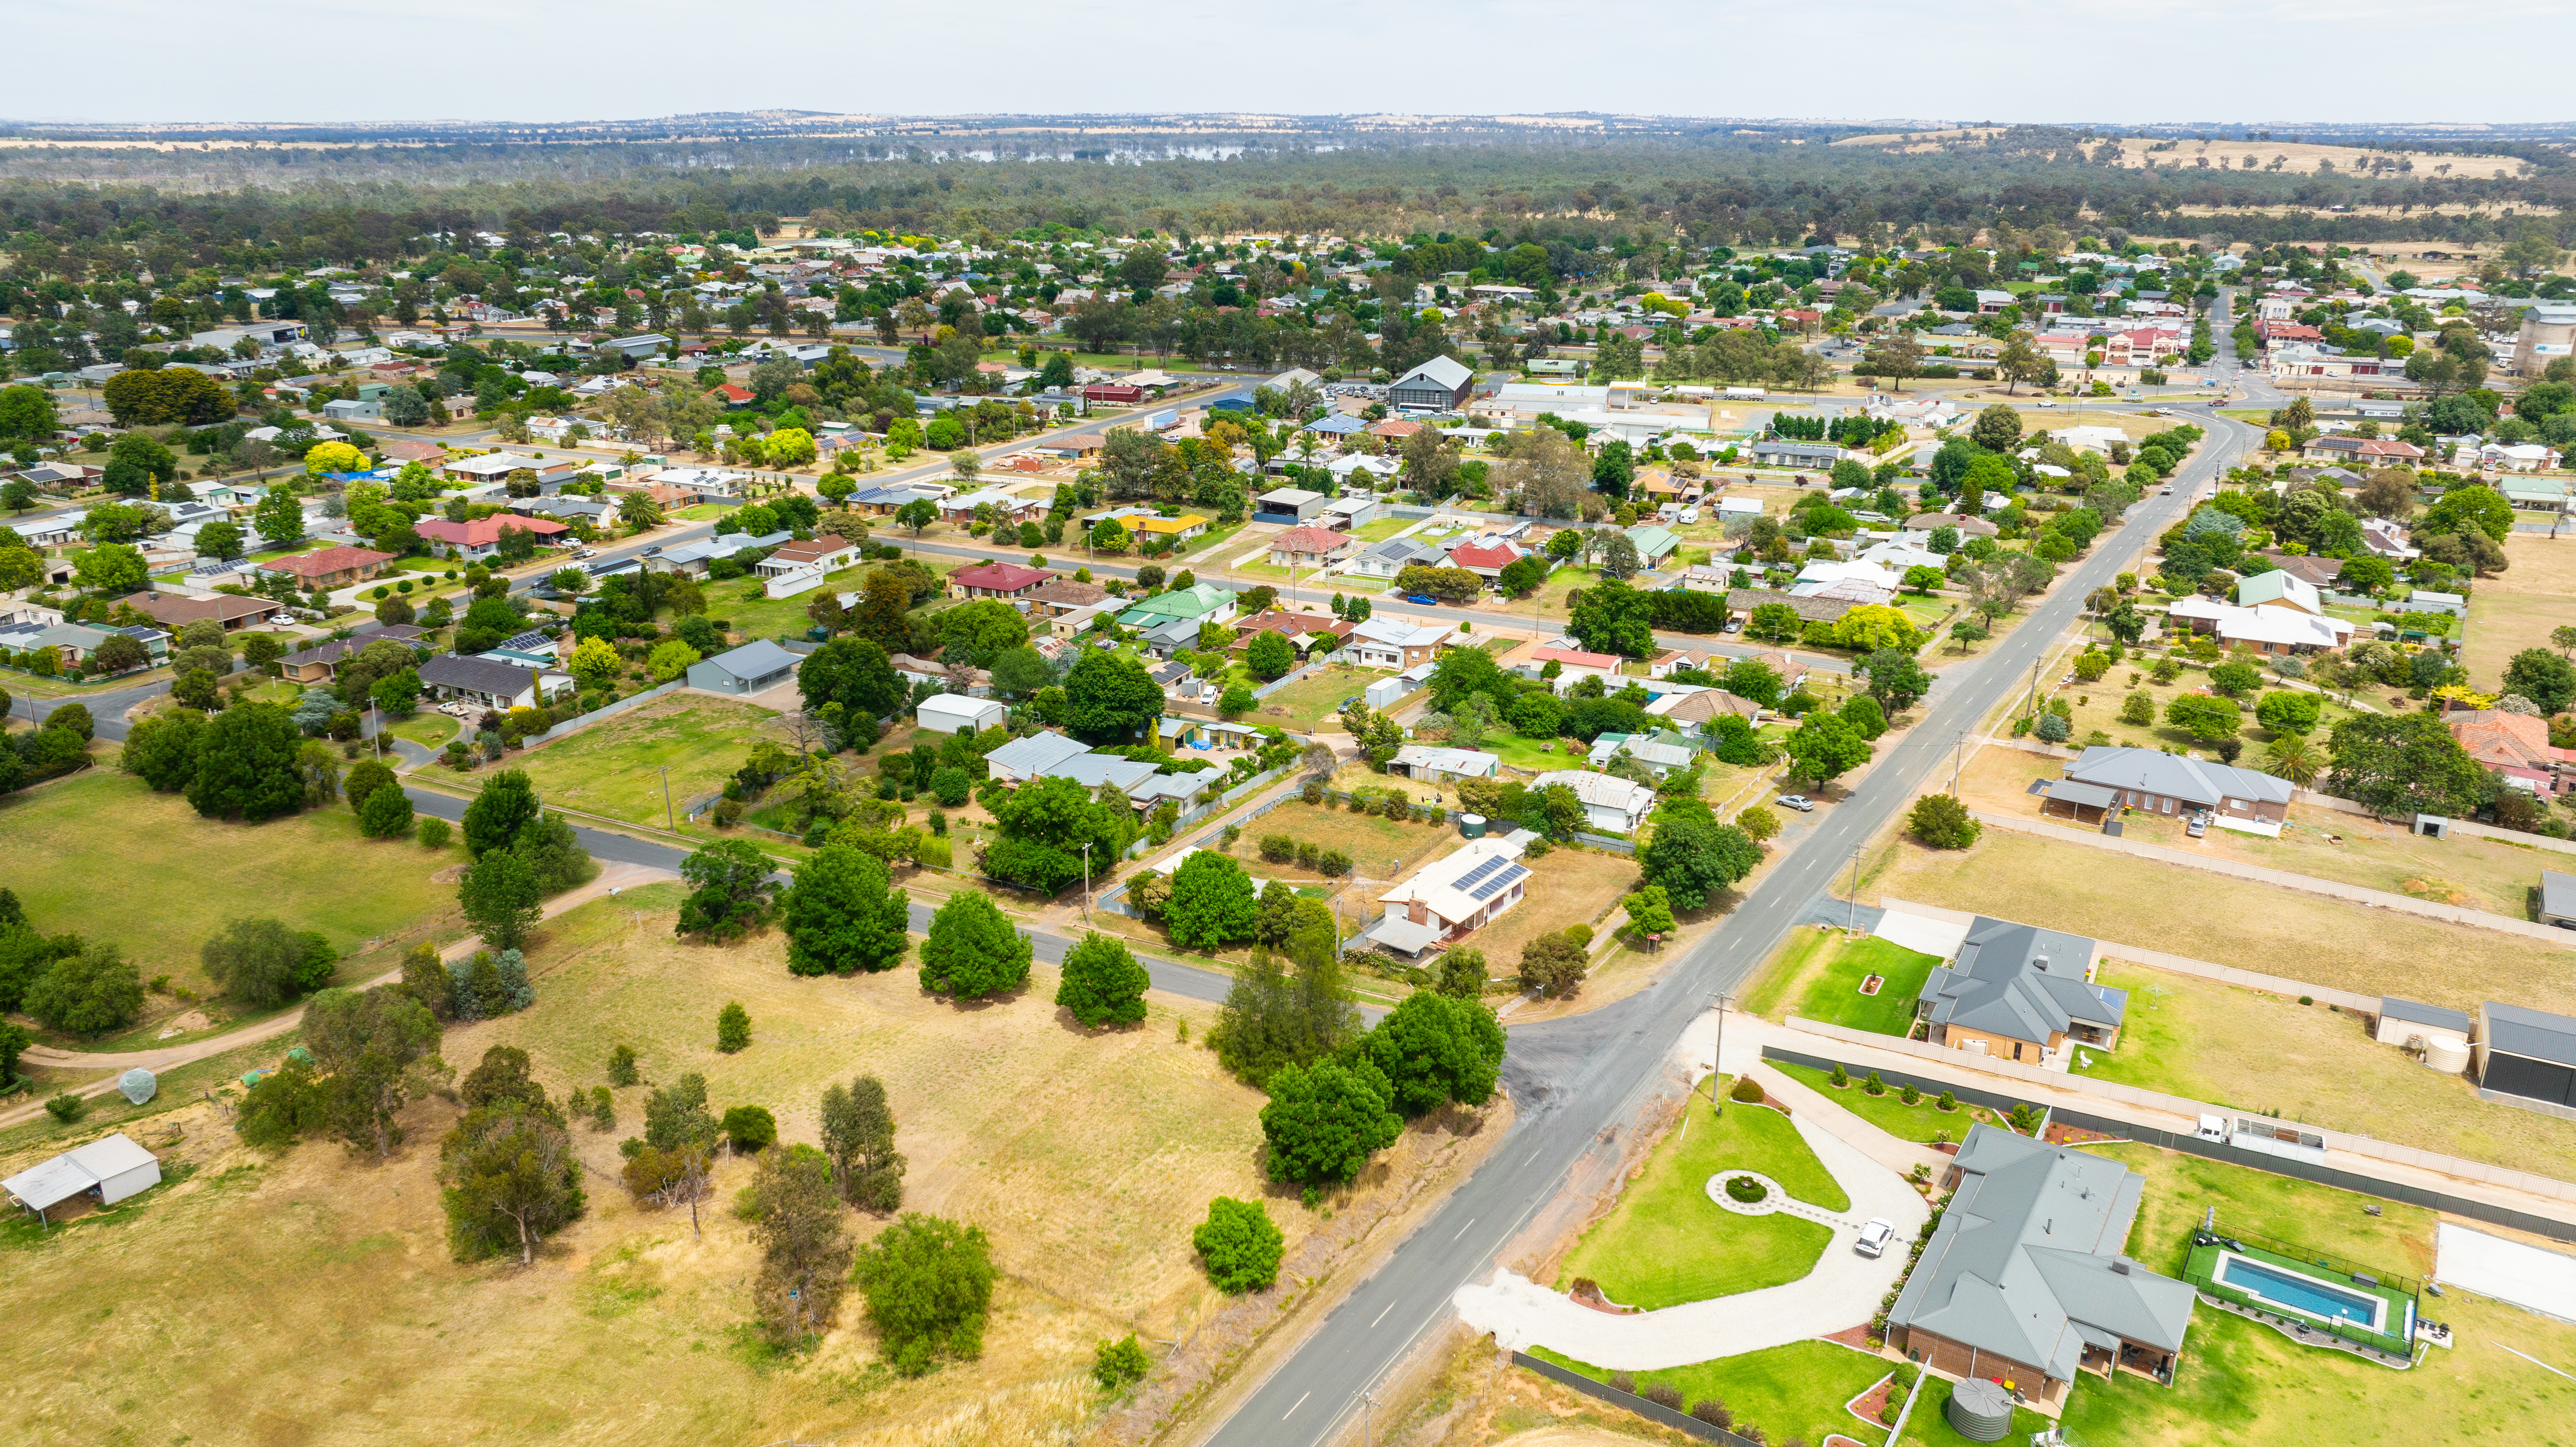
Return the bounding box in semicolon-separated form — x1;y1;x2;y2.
1233;796;1456;881
0;770;469;1003
0;885;1444;1447
1464;846;1639;973
513;694;789;829
1555;1081;1846;1311
1869;831;2576;1016
2080;962;2576;1181
2056;1143;2576;1447
1955;746;2549;921
1529;1341;1891;1447
1248;663;1382;731
2003;658;2357;753
1744;928;1939;1036
2463;532;2576;691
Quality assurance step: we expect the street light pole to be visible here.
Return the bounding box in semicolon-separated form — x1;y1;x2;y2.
1709;990;1733;1109
1080;841;1093;921
661;765;674;831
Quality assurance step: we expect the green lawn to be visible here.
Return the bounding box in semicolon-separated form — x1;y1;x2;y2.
1899;1378;2052;1447
0;770;468;998
1349;516;1417;543
386;711;460;749
1245;663;1383;729
710;561;875;641
675;503;725;520
1773;1062;2006;1145
1556;1077;1847;1311
1747;931;1941;1035
509;694;787;829
1529;1341;1889;1447
1479;730;1594;773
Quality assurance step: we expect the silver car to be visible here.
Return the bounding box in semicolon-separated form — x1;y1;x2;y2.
1854;1217;1896;1258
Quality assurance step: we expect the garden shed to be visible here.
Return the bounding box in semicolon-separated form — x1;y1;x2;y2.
915;694;1007;735
2;1133;162;1224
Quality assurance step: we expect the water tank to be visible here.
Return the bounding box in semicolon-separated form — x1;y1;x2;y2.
117;1068;157;1106
1459;813;1487;839
1946;1379;2014;1442
2519;303;2576;376
2425;1038;2472;1074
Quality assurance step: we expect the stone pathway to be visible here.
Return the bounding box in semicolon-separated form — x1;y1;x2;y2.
1705;1169;1861;1231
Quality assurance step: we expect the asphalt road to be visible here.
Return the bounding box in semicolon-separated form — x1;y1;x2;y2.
1197;310;2264;1447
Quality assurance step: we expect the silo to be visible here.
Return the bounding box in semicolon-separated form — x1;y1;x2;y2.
1945;1379;2015;1442
2516;303;2576;376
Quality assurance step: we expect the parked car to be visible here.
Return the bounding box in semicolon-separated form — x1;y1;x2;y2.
1198;682;1219;705
2033;399;2058;408
2186;812;2209;838
1404;593;1438;605
1723;617;1744;633
1777;794;1816;813
1854;1218;1897;1258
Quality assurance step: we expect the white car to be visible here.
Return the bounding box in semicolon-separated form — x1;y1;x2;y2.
1855;1218;1897;1258
2034;399;2058;408
1776;794;1816;813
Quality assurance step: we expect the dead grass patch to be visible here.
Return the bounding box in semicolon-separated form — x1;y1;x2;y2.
1462;848;1639;972
1230;797;1459;881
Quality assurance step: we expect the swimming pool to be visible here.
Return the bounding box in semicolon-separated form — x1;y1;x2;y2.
2216;1253;2385;1331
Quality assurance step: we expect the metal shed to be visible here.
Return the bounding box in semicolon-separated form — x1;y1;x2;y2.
2;1133;163;1224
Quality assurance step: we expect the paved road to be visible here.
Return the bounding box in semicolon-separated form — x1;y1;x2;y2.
1198;313;2265;1447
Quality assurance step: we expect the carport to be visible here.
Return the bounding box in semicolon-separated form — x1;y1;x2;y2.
2041;778;2119;826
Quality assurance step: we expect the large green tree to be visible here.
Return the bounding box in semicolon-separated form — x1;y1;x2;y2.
183;702;306;821
819;1074;906;1212
199;917;337;1008
439;1099;586;1266
1056;931;1151;1027
852;1213;997;1376
1063;649;1163;743
2326;713;2490;820
302;985;443;1159
1193;1196;1285;1294
677;839;779;942
1260;1056;1403;1188
799;637;906;723
1165;850;1260;952
1360;991;1506;1116
918;891;1031;999
782;845;912;976
1635;815;1760;912
984;775;1124;894
461;768;542;857
1782;712;1872;787
457;847;542;952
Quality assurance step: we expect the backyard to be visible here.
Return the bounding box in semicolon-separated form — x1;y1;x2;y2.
1553;1078;1847;1311
2054;1143;2576;1447
0;769;470;1003
0;883;1460;1447
1953;745;2550;922
1527;1341;1890;1447
1247;662;1387;730
1228;795;1460;881
1868;831;2576;1017
1742;928;1942;1036
2076;961;2576;1182
508;694;790;830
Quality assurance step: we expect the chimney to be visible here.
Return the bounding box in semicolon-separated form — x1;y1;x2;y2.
2114;1258;2133;1275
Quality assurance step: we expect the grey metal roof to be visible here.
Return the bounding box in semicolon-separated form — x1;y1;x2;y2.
986;730;1094;778
698;638;798;684
1888;1125;2194;1382
2485;1001;2576;1067
1043;753;1160;792
1393;354;1473;392
420;653;548;697
2381;997;2473;1034
1918;916;2119;1043
2045;779;2120;810
2544;870;2576;922
2064;745;2293;809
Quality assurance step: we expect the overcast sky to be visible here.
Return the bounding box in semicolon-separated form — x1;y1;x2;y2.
10;0;2571;127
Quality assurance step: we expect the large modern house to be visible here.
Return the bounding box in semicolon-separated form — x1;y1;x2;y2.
1887;1125;2194;1409
1917;916;2125;1066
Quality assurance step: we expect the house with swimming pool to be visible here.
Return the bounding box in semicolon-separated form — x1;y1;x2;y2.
1887;1125;2194;1410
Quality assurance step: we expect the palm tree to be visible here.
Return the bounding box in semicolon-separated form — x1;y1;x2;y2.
2265;734;2320;788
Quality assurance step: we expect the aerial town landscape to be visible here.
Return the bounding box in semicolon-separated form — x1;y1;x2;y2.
8;18;2576;1447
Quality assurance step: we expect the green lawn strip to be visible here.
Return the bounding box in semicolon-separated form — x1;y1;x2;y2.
2091;1141;2436;1281
1898;1378;2052;1447
1350;516;1416;542
1786;936;1942;1035
1743;927;1836;1020
1480;731;1593;773
0;771;468;993
1772;1062;2002;1144
1528;1342;1889;1447
1556;1081;1845;1311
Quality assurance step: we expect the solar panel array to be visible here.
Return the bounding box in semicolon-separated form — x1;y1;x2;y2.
1465;862;1528;902
1452;856;1509;895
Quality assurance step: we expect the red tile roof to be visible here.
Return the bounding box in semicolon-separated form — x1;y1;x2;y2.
416;515;571;547
1529;644;1622;670
951;561;1053;592
1268;526;1350;556
262;546;393;579
1445;541;1524;570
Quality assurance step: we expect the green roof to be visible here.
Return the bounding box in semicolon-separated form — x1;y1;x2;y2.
1116;582;1233;623
1625;525;1680;558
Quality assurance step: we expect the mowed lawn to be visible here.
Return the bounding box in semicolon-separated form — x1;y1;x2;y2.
1530;1341;1891;1447
1870;831;2576;1017
2078;962;2576;1182
2058;1142;2576;1447
1555;1081;1847;1311
1772;1062;2007;1145
0;885;1357;1447
511;695;789;827
0;769;470;995
1745;928;1940;1036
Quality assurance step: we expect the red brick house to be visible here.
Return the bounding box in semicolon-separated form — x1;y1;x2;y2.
258;546;394;589
946;560;1054;600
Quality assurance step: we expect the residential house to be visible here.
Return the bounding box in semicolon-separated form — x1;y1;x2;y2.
1514;643;1625;697
1267;526;1354;569
1747;439;1841;469
1886;1125;2193;1408
119;592;285;632
2163;570;2355;655
2060;745;2296;826
684;639;801;697
1646;686;1768;733
1902;511;1999;539
946;560;1055;600
983;730;1095;785
1347;616;1453;671
1444;537;1525;580
2447;709;2572;798
1349;536;1449;580
1231;610;1351;659
1373;836;1531;953
2302;436;2426;466
1322;496;1377;531
1116;582;1237;631
1586;730;1697;779
645;530;791;577
1130;512;1211;545
277;625;426;682
756;534;859;579
258;546;394;590
2254;551;2341;590
418;653;570;710
1020;579;1111;618
1390;745;1499;783
415;513;572;562
441;452;578;488
1722;588;1850;630
1529;768;1657;833
2360;517;2420;561
1917;916;2122;1064
1624;525;1680;569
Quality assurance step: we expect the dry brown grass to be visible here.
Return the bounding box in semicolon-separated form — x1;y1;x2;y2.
1234;797;1458;881
0;882;1388;1447
2080;960;2576;1181
1954;745;2549;920
1868;830;2576;1016
1460;848;1639;973
2463;533;2576;690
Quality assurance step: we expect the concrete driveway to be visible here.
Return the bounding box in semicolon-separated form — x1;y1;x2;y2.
1451;1107;1927;1371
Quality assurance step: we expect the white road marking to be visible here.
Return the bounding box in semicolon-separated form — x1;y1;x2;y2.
1373;1299;1398;1328
1284;1391;1311;1418
1453;1217;1477;1240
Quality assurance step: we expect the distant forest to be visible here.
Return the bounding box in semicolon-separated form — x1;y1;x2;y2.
1;123;2569;268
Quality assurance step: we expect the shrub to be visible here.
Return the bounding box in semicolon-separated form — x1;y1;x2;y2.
1692;1400;1733;1429
1316;849;1352;877
1642;1383;1684;1410
1383;794;1411;823
1828;1063;1850;1087
608;1043;639;1086
851;1213;996;1376
1258;833;1295;864
1293;840;1319;869
1879;1401;1901;1426
1300;779;1324;804
1192;1195;1286;1294
44;1093;86;1123
1093;1333;1151;1391
1729;1076;1765;1104
1899;1084;1921;1105
1563;922;1593;951
1936;1090;1957;1111
1863;1070;1886;1096
722;1104;777;1151
1523;836;1551;859
716;1000;751;1053
711;798;745;827
416;816;451;850
1610;1372;1636;1396
1725;1175;1767;1203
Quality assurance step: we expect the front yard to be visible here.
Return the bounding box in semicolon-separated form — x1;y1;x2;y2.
1743;927;1942;1036
1529;1341;1892;1447
1774;1062;2007;1145
1553;1079;1848;1310
507;694;790;830
1456;845;1640;972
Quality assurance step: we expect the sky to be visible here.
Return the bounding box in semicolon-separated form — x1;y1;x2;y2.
10;0;2575;127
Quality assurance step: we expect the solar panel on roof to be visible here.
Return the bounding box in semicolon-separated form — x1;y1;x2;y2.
1450;856;1507;894
1468;863;1528;902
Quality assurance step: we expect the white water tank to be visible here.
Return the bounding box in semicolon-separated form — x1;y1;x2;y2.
2518;303;2576;376
2424;1038;2471;1074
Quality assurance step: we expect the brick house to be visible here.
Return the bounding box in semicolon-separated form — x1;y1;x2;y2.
258;546;395;590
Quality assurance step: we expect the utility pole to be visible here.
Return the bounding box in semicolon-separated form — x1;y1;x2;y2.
2026;655;2043;721
1846;847;1864;933
660;765;674;831
1709;990;1733;1109
1080;841;1094;921
1950;727;1969;795
1359;1388;1378;1447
